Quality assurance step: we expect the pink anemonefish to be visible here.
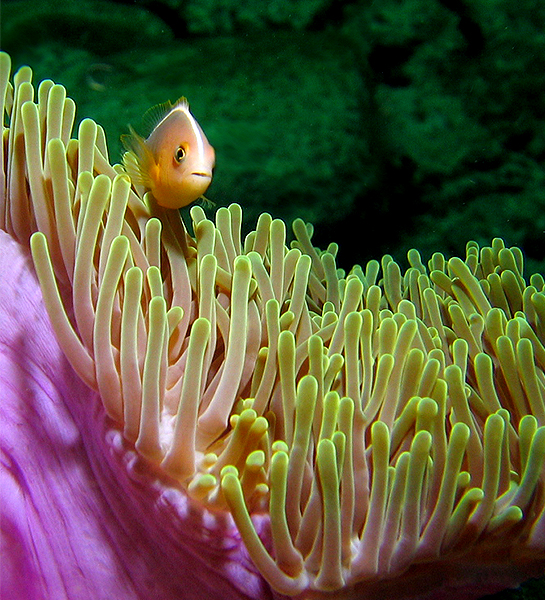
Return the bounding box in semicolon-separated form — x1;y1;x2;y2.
122;97;215;209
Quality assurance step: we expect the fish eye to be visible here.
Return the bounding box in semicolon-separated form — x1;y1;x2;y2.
175;146;186;163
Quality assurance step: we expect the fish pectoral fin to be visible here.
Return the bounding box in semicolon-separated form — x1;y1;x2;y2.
121;150;143;185
121;127;155;188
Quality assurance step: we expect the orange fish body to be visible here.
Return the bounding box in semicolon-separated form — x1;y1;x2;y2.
123;98;215;209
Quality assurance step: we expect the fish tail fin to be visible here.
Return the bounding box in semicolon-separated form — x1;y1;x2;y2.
121;126;155;187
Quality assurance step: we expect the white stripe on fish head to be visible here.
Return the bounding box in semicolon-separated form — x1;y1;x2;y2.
176;104;207;163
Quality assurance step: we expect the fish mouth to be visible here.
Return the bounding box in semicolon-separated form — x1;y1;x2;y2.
191;172;212;180
187;172;213;198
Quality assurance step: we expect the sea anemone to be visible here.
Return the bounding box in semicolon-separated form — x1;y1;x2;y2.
1;50;544;599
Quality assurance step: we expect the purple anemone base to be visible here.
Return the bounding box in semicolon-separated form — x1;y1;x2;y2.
0;230;272;600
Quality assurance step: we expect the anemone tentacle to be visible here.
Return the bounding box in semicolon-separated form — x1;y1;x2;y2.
1;51;544;598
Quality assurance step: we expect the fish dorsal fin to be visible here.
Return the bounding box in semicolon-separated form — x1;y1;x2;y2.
141;96;189;137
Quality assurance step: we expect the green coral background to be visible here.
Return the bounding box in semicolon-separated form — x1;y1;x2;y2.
1;1;544;597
